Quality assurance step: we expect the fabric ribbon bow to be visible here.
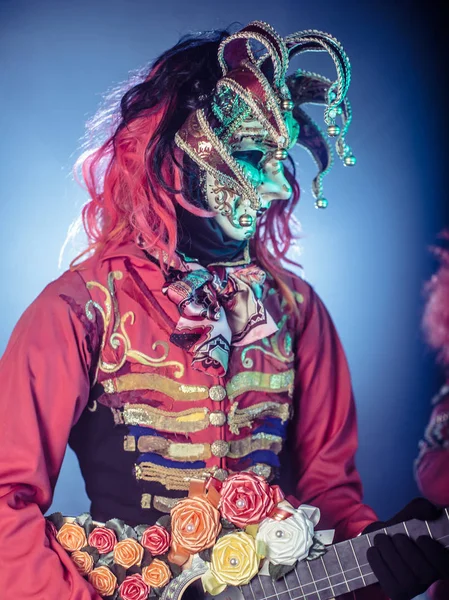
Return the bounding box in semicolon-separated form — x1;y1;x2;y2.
163;263;278;376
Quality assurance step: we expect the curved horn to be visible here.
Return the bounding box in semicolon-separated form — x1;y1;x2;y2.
218;21;289;91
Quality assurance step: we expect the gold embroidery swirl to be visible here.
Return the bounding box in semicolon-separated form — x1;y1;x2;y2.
102;373;208;402
85;271;184;378
241;315;294;368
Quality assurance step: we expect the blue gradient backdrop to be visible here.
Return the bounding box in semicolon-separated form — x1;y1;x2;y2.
0;0;446;521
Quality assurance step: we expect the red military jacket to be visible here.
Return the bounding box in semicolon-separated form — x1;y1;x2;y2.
0;242;378;599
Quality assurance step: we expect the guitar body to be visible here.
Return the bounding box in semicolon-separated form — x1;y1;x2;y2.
160;556;244;600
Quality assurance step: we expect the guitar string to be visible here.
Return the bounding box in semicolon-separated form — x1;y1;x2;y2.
257;525;449;600
305;560;321;598
349;538;366;587
319;555;336;598
258;570;375;600
332;544;350;593
240;518;449;600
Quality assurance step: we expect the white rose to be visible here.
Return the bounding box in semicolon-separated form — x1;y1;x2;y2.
256;507;316;566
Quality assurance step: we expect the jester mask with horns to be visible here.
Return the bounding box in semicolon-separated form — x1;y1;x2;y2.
175;20;356;236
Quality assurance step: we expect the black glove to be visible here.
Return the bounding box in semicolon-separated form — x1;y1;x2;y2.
364;498;449;600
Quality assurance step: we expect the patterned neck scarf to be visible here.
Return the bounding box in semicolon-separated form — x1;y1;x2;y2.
163;261;278;376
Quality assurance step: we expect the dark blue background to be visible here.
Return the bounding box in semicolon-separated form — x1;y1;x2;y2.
0;0;447;521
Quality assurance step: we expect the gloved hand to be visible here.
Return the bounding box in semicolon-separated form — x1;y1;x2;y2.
364;498;449;600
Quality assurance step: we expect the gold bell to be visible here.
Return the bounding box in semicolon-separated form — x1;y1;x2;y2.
281;99;294;111
343;154;357;166
239;213;254;227
274;148;288;160
315;198;328;209
327;125;340;137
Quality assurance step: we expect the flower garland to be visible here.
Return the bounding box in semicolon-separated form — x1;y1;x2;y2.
47;472;327;599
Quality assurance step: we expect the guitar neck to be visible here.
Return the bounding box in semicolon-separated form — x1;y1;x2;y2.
243;509;449;600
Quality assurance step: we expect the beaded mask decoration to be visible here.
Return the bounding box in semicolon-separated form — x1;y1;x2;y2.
175;21;355;217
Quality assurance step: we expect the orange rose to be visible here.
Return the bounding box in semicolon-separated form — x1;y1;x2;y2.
71;550;94;576
113;538;144;569
170;496;221;554
56;522;87;552
88;566;117;596
142;559;172;588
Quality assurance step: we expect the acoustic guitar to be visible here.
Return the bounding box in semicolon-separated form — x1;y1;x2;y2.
160;509;449;600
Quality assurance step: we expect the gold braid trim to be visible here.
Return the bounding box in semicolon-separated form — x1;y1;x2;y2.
141;493;152;509
124;433;283;461
136;435;211;461
135;463;213;491
226;369;295;401
228;401;292;435
102;373;208;402
228;433;283;458
122;404;210;434
152;495;184;513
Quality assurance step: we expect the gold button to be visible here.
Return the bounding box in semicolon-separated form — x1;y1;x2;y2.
250;464;272;479
211;440;229;457
209;411;226;427
213;468;229;481
209;385;227;402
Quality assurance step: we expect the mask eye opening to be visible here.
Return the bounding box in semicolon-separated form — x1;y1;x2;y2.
231;149;265;168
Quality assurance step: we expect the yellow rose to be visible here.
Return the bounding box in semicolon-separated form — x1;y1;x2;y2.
88;566;117;596
56;522;87;552
70;550;94;576
113;538;144;568
142;559;172;588
210;532;260;587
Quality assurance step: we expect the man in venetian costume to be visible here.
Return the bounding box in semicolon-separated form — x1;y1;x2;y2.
0;21;447;600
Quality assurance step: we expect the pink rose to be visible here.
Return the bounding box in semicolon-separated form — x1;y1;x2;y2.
118;574;149;600
219;472;276;528
141;525;170;555
88;526;117;554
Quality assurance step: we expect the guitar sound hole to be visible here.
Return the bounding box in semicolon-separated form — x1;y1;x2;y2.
182;578;206;599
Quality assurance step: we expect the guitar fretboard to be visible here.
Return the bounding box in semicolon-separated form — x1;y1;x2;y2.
242;509;449;600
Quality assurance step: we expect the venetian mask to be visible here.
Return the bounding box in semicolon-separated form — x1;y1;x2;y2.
175;21;356;240
203;116;299;240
